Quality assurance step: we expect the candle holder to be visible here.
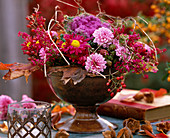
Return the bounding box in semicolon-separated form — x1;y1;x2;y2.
7;101;51;138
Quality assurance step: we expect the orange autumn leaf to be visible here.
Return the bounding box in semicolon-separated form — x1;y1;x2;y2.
2;63;40;83
52;105;61;113
51;103;76;116
0;62;16;70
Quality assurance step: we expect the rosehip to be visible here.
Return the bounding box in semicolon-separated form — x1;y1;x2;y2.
106;82;110;86
26;17;30;20
26;24;31;28
116;77;120;80
122;84;126;88
117;89;121;92
120;76;124;80
108;79;111;83
121;82;124;85
107;89;111;92
110;92;114;97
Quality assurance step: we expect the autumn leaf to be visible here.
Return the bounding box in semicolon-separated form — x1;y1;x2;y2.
117;127;133;138
55;129;69;138
2;63;40;83
141;120;153;133
51;112;62;130
0;121;8;134
102;125;116;138
47;66;87;85
0;62;16;70
156;121;170;133
123;118;140;134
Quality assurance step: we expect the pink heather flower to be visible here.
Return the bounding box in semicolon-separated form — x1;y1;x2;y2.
21;95;36;109
114;39;131;61
85;53;107;74
46;31;58;38
39;47;46;59
0;95;16;120
93;27;114;48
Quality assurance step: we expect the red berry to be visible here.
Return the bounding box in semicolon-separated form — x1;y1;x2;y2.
117;89;121;92
106;82;110;86
26;51;30;55
40;24;43;28
27;57;31;61
108;79;111;83
122;84;126;88
29;21;34;25
27;24;31;28
110;92;114;97
31;29;35;32
121;81;124;85
120;76;124;80
26;17;30;20
116;77;120;80
107;89;111;92
155;62;159;66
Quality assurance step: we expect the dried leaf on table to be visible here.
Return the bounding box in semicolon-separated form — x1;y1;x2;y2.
156;133;169;138
123;118;140;134
51;112;62;130
55;129;69;138
117;127;133;138
141;120;153;133
156;121;170;133
48;66;87;85
102;125;116;138
0;121;8;134
140;88;167;97
52;103;76;116
2;63;39;83
139;120;156;137
51;102;76;130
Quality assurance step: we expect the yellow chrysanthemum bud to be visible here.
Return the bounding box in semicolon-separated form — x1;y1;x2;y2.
71;40;80;48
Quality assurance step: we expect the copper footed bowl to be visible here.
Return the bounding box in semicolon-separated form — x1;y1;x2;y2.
47;67;118;133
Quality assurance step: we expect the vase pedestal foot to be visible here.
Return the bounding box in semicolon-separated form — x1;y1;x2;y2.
55;106;118;133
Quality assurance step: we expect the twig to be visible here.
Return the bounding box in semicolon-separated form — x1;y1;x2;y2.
47;19;70;65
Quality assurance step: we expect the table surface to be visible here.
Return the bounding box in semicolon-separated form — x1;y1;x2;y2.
0;115;169;138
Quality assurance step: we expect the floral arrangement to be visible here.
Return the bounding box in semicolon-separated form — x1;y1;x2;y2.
0;1;165;97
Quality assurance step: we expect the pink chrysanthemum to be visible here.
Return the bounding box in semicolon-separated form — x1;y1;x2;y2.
114;39;131;61
59;34;91;65
21;95;36;108
85;53;107;74
0;95;16;120
93;27;114;48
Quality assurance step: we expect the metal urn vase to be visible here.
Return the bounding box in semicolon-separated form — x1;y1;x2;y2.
47;66;119;133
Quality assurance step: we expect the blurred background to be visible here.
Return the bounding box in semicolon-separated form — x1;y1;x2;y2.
0;0;169;102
